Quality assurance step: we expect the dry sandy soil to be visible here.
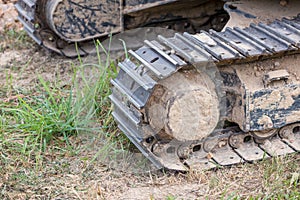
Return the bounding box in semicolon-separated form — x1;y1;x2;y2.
0;1;299;200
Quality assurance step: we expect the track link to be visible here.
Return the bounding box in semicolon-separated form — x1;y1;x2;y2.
110;16;300;170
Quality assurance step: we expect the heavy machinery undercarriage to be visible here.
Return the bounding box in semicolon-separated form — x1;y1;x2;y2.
109;1;300;170
16;0;228;56
17;0;300;170
110;13;300;170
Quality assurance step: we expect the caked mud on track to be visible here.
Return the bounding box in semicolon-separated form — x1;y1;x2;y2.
111;14;300;170
15;0;228;56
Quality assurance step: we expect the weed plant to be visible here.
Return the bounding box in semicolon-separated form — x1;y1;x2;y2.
0;40;120;169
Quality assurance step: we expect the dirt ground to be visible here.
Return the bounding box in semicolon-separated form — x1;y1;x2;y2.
0;1;300;200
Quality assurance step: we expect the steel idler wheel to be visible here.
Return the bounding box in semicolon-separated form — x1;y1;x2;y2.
146;69;220;141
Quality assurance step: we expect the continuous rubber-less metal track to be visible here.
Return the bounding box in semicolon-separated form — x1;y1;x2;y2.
15;0;228;57
110;16;300;171
15;0;40;44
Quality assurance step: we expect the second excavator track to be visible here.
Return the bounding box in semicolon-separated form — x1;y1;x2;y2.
15;0;228;57
110;15;300;171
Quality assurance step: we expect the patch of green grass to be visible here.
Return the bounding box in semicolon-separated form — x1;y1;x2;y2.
260;157;300;199
0;47;121;170
165;195;177;200
0;29;33;52
222;155;300;200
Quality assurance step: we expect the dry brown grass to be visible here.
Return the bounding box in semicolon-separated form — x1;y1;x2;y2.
2;149;299;199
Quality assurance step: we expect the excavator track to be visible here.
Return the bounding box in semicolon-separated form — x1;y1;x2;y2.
15;0;228;57
110;16;300;171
